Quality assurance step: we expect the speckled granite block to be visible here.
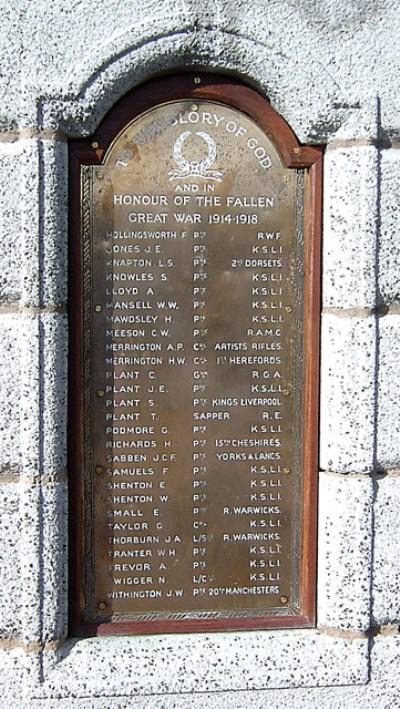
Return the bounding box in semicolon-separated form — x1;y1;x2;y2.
377;314;400;470
20;313;67;478
0;485;21;638
323;146;378;309
320;313;376;473
0;315;21;475
0;138;67;308
36;632;368;698
0;647;26;706
379;149;400;306
372;475;400;625
0;0;21;131
318;472;372;631
370;633;400;686
19;481;67;645
20;138;68;308
0;141;27;304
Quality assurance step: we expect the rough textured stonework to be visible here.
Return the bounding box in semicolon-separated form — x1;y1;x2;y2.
322;145;378;310
372;475;400;625
0;315;22;474
0;1;399;707
318;473;373;631
319;314;376;473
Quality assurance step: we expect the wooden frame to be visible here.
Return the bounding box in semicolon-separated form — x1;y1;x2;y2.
69;73;322;636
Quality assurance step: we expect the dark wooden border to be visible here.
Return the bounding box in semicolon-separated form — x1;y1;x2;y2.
69;73;322;637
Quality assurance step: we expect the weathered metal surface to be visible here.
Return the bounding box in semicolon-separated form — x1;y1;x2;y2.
79;98;310;626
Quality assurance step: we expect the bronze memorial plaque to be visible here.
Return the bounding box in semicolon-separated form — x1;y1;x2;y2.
70;77;321;634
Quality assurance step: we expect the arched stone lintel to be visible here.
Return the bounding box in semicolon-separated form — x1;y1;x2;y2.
34;24;359;144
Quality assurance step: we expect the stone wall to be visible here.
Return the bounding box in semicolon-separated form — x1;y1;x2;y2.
0;1;399;706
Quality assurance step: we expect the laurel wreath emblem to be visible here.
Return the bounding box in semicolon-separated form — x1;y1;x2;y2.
168;130;223;182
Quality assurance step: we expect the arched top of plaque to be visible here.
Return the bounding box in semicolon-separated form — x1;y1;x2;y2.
72;73;321;171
